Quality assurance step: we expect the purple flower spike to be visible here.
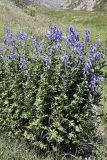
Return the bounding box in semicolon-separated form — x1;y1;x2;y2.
45;56;51;66
23;32;27;40
61;56;65;62
18;32;27;40
19;57;27;70
73;41;84;52
90;44;97;53
0;54;3;59
67;27;79;46
57;31;62;41
69;26;75;36
45;56;49;66
49;47;53;57
18;32;22;40
97;39;101;49
84;30;90;43
38;50;42;57
6;26;11;36
10;53;16;60
3;36;7;45
6;26;14;40
54;41;62;51
79;53;83;60
94;51;101;61
50;26;62;41
91;73;97;92
23;58;27;69
67;35;73;45
31;35;37;44
0;46;3;52
61;54;69;64
56;41;62;48
83;63;90;77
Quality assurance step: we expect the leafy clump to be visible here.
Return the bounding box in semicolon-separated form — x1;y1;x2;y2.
0;26;106;158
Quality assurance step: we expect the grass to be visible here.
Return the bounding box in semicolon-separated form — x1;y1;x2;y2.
102;81;107;136
0;0;107;41
0;134;80;160
26;5;107;41
0;134;38;160
0;0;41;41
95;81;107;160
0;134;53;160
103;81;107;111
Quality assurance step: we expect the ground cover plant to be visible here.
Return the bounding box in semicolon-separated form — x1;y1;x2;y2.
0;25;106;159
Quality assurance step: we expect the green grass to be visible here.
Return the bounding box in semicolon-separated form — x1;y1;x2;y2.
0;134;57;160
102;81;107;134
0;134;38;160
0;134;81;160
103;81;107;110
0;0;107;41
25;5;107;41
0;0;42;41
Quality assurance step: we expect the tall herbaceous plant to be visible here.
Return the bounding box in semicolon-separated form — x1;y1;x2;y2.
0;26;106;157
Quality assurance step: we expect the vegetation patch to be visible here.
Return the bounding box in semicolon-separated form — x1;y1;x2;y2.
0;25;106;159
0;1;107;159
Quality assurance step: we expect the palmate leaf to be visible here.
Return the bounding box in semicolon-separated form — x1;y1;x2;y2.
48;129;63;143
33;141;47;149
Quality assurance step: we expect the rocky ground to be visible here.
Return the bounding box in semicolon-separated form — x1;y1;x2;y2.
74;0;97;11
24;0;69;8
24;0;98;10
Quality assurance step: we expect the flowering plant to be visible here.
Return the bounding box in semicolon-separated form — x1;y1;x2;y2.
0;26;106;157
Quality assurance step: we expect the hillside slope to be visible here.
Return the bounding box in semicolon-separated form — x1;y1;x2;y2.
0;0;35;34
74;0;97;11
95;0;107;10
0;0;52;41
21;0;107;11
0;0;107;42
